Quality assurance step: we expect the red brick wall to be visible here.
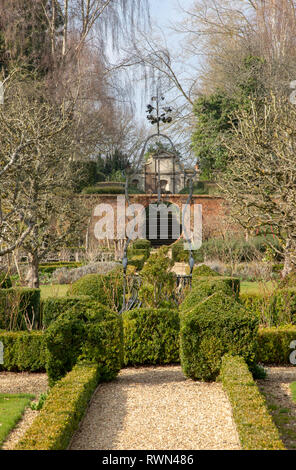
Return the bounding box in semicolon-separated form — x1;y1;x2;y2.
79;194;231;246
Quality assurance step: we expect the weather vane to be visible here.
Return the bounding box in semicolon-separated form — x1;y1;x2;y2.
146;92;172;136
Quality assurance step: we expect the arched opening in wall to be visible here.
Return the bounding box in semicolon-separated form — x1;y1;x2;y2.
131;179;139;189
144;202;182;247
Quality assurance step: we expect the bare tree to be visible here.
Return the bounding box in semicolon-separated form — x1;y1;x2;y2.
0;78;84;287
0;74;69;257
45;0;150;62
219;92;296;277
179;0;296;95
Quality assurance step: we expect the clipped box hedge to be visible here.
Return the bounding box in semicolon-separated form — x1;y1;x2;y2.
180;279;237;314
131;239;151;250
45;303;123;386
15;363;100;450
42;295;93;328
123;308;180;366
180;291;258;381
221;355;285;450
127;248;150;260
128;254;145;271
192;264;220;278
0;288;40;330
39;262;82;275
0;331;46;372
69;270;123;311
192;276;240;299
257;325;296;364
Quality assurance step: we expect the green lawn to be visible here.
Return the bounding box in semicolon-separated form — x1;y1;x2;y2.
0;393;34;448
240;281;275;296
40;284;69;299
40;281;274;299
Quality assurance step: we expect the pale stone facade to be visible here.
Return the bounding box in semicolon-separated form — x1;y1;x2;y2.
131;150;197;194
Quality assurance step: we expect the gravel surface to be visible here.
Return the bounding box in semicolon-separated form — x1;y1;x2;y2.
0;372;48;395
70;365;241;450
0;372;48;450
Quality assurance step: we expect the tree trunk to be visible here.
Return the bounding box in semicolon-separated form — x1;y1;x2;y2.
282;236;296;278
26;252;39;288
62;0;69;58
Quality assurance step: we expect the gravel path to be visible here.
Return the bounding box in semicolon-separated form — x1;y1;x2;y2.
0;372;48;395
0;372;48;450
70;365;241;450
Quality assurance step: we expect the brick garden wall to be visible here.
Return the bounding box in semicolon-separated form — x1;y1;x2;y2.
79;194;232;247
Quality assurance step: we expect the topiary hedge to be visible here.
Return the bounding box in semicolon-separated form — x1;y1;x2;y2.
0;331;46;372
180;279;237;315
128;254;145;271
221;355;285;450
192;264;220;278
15;363;100;450
69;269;123;311
180;291;258;381
191;274;240;299
131;239;151;250
81;317;123;381
45;303;123;386
0;288;41;330
127;248;150;261
45;315;85;386
42;295;92;328
123;308;180;366
128;239;151;261
257;325;296;364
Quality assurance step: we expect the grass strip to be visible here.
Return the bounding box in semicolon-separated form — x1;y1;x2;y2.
0;393;34;448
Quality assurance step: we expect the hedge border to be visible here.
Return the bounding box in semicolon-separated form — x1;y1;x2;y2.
0;331;46;372
257;325;296;364
122;308;180;366
192;276;240;299
15;363;100;450
41;295;92;328
221;355;285;450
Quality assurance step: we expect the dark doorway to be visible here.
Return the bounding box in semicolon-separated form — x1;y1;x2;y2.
145;203;181;247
